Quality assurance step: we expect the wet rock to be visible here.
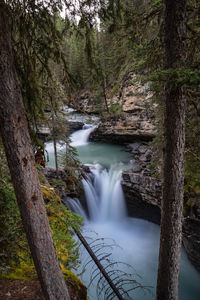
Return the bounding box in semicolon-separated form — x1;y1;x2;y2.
127;142;141;153
65;121;84;134
138;144;148;154
131;164;142;173
122;149;200;272
43;166;88;201
122;171;162;224
183;217;200;272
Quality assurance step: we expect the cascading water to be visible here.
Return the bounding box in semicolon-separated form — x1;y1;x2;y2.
46;117;200;300
70;124;95;147
81;164;127;223
63;197;87;220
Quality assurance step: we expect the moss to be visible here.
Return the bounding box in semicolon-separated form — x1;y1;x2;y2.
63;270;87;300
3;262;36;280
41;184;62;204
37;167;49;184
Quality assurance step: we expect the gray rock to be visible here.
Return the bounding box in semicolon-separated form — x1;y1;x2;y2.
122;169;200;272
138;144;148;154
65;121;84;134
131;164;142;173
122;170;162;224
183;217;200;272
139;154;148;162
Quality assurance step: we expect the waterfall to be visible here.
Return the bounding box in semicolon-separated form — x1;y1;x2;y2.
68;163;127;223
63;197;87;220
62;123;200;300
70;124;95;147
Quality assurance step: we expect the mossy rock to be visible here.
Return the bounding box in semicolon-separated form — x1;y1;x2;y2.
63;270;87;300
41;184;62;204
2;261;36;281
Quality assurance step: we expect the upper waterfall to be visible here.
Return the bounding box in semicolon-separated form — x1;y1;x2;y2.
70;124;95;147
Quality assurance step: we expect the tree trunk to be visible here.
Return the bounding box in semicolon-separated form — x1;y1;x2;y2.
0;3;70;300
53;131;59;177
75;229;124;300
156;1;187;300
102;78;109;113
51;113;59;177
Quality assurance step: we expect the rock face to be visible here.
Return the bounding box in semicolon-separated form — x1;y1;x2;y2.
121;141;162;224
122;171;161;224
90;73;156;144
43;166;89;202
183;217;200;272
121;142;200;272
73;91;97;114
90;114;155;144
64;121;84;134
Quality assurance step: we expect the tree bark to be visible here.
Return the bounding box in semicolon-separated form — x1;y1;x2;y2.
0;3;70;300
51;113;59;177
75;229;124;300
102;78;109;113
156;1;187;300
53;130;59;177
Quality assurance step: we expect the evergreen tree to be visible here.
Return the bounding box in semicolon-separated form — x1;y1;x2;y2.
0;1;72;298
156;1;187;299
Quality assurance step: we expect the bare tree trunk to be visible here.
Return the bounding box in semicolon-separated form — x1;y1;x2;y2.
53;131;59;177
0;3;70;299
75;229;124;300
51;113;59;177
156;1;187;300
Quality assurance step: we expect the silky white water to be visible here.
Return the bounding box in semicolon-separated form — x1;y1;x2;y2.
46;124;200;299
70;163;200;300
70;125;96;147
81;164;127;222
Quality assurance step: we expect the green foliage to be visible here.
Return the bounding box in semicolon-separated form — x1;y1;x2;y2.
109;103;122;114
44;186;83;270
0;143;83;277
0;143;25;274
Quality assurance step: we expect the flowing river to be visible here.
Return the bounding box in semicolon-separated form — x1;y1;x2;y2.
46;124;200;300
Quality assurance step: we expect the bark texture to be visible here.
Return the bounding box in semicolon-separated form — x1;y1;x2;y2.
0;3;70;300
156;1;187;300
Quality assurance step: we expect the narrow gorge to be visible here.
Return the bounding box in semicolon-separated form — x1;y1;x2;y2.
44;74;200;299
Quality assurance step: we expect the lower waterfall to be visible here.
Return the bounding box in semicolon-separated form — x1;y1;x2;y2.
82;164;127;222
46;122;200;300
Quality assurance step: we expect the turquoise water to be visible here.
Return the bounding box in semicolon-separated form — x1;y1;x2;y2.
77;219;200;300
45;141;131;168
45;129;200;300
